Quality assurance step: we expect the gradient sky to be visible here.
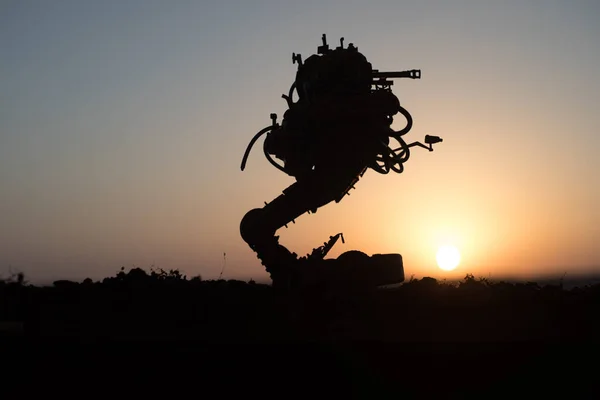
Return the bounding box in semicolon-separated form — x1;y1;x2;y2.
2;0;599;284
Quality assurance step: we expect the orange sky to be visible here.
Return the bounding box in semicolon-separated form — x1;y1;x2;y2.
1;1;599;284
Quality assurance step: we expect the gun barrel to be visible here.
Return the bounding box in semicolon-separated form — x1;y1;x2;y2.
372;69;421;79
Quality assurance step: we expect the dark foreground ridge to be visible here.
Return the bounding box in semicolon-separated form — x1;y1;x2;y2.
2;268;599;397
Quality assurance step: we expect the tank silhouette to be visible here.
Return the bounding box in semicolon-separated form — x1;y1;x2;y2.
240;34;442;289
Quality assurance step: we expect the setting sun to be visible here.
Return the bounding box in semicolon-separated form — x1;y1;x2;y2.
436;245;461;271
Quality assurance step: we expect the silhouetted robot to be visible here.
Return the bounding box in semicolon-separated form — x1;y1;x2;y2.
240;35;442;289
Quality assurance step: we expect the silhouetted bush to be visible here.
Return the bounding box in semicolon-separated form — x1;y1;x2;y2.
1;268;599;343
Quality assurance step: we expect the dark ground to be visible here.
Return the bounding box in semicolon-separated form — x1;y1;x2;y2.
1;268;598;398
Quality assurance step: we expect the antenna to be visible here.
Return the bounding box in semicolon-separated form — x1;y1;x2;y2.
317;33;329;54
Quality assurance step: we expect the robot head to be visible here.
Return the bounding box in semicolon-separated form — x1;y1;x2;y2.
293;35;373;102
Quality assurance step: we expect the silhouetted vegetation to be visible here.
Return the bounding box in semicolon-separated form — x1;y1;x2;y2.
2;268;599;341
2;268;598;396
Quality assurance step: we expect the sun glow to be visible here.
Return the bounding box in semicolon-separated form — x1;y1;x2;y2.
436;245;461;271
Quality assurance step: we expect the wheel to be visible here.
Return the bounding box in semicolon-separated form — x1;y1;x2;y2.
337;250;370;264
